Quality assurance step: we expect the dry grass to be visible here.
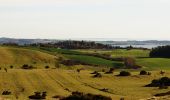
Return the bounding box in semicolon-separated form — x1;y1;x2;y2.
0;46;58;68
0;69;169;100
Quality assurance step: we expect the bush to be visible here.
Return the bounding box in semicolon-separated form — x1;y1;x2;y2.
159;84;168;89
61;91;112;100
4;68;7;72
154;91;170;97
28;92;47;99
118;71;131;76
145;77;170;87
45;66;49;69
93;73;102;78
21;64;35;69
2;91;11;95
10;65;14;69
139;70;147;75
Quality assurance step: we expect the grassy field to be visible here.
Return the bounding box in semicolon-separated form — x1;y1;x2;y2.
0;69;169;100
75;49;150;58
0;46;57;68
0;46;170;99
136;58;170;70
109;49;150;58
2;46;170;70
65;54;124;68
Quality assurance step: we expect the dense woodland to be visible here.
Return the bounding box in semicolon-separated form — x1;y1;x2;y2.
150;45;170;58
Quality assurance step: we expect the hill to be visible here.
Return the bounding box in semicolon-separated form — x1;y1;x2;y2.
0;46;57;68
0;69;169;100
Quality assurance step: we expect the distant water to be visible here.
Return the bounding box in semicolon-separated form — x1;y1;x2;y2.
112;44;166;49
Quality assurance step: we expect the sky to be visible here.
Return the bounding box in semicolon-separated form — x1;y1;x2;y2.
0;0;169;40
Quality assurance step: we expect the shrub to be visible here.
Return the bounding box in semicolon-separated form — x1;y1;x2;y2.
45;66;49;69
52;95;64;99
154;91;170;97
99;88;109;92
60;91;112;100
159;84;168;89
10;65;14;69
21;64;34;69
93;73;102;78
118;71;131;76
145;77;170;87
160;71;165;75
4;68;7;72
2;91;11;95
28;92;47;99
139;70;147;75
120;98;125;100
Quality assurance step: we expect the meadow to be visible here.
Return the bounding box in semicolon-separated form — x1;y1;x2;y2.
0;69;170;100
0;46;170;99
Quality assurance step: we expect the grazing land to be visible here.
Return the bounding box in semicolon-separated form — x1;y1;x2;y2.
0;45;170;99
0;46;58;68
75;49;150;58
0;69;170;100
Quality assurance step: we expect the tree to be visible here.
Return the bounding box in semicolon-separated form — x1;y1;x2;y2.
124;57;136;68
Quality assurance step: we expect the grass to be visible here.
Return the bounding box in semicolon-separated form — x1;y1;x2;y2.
75;49;150;58
2;46;170;70
0;46;57;68
0;46;170;99
65;54;124;68
109;49;150;58
0;69;169;100
136;58;170;70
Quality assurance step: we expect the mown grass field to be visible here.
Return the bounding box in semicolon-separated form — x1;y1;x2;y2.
0;69;169;100
0;46;57;68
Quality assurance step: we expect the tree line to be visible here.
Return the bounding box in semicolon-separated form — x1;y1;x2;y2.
150;45;170;58
29;40;114;49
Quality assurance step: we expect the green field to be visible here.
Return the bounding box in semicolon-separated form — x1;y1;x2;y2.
136;58;170;70
65;54;124;68
109;49;150;58
75;49;150;58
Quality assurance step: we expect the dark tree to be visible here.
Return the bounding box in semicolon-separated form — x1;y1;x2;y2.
150;45;170;58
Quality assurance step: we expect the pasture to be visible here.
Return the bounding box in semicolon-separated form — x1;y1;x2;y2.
0;46;170;99
0;69;169;100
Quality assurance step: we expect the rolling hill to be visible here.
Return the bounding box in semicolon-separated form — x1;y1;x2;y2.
0;46;58;68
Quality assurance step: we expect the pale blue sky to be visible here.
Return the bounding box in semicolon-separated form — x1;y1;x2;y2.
0;0;169;40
